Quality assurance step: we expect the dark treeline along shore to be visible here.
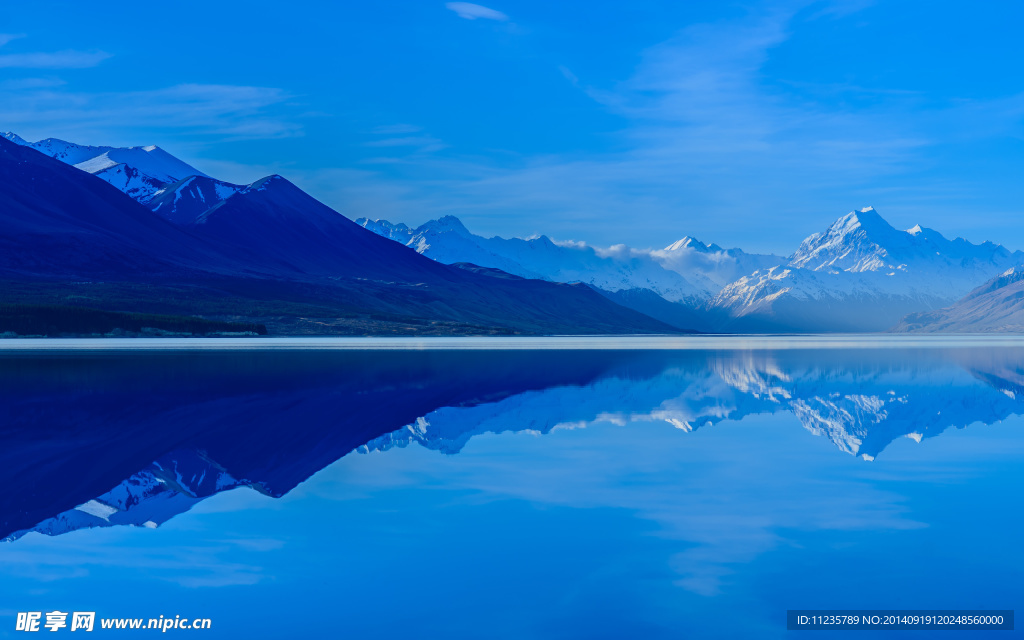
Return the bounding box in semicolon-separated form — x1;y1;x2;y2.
0;304;266;337
0;137;681;337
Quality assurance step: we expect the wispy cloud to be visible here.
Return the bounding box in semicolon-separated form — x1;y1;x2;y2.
363;124;447;154
0;83;301;144
0;50;111;69
0;77;66;90
0;34;110;69
0;529;276;588
0;33;26;48
366;135;446;151
316;1;1019;252
445;2;508;21
557;65;580;87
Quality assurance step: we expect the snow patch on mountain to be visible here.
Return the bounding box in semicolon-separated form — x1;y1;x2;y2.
1;131;27;146
709;207;1024;330
5;133;209;203
790;207;898;272
649;236;784;290
356;215;708;301
149;175;244;225
357;215;716;302
3;449;258;541
790;207;1019;277
360;352;1024;463
91;163;168;203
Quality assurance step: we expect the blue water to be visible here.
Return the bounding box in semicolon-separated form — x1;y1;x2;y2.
0;339;1021;638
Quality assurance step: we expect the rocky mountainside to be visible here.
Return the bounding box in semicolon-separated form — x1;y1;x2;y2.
360;208;1024;332
893;266;1024;332
711;208;1024;331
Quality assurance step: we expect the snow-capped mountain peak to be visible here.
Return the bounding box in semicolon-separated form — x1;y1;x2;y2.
791;207;1021;275
1;131;27;145
27;137;110;164
711;207;1024;331
358;215;711;304
663;236;724;253
420;215;472;235
357;218;414;243
652;237;784;290
5;133;209;204
789;206;905;273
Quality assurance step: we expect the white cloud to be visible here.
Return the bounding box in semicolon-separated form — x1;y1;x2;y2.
558;65;580;87
0;33;26;48
365;135;446;153
445;2;508;21
0;50;111;69
324;2;1021;252
0;82;301;145
0;77;66;90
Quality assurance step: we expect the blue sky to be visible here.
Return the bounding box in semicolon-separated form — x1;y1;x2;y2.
1;0;1022;252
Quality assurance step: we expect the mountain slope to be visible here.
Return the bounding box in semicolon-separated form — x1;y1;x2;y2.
191;175;436;280
358;215;710;303
0;136;213;278
594;287;705;332
654;236;783;290
0;137;673;335
892;266;1024;332
709;208;1024;332
3;132;208;202
790;207;1020;278
186;177;676;333
148;175;243;225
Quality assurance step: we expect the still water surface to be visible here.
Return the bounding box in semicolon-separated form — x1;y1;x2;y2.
0;338;1021;638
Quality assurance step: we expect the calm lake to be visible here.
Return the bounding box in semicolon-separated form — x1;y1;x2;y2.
0;337;1021;638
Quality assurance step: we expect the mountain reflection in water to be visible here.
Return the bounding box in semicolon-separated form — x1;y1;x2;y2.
2;346;1021;542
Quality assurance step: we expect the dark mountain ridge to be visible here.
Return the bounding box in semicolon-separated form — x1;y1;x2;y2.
0;137;674;335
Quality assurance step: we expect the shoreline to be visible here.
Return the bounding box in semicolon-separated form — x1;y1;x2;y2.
1;334;1023;351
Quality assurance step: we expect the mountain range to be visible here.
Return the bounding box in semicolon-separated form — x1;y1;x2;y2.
0;133;673;336
360;207;1024;332
893;266;1024;333
4;129;1022;334
1;132;208;203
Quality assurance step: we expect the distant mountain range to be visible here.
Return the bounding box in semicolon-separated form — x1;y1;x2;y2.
893;266;1024;333
712;208;1024;332
3;129;1022;334
361;207;1024;332
359;215;781;305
